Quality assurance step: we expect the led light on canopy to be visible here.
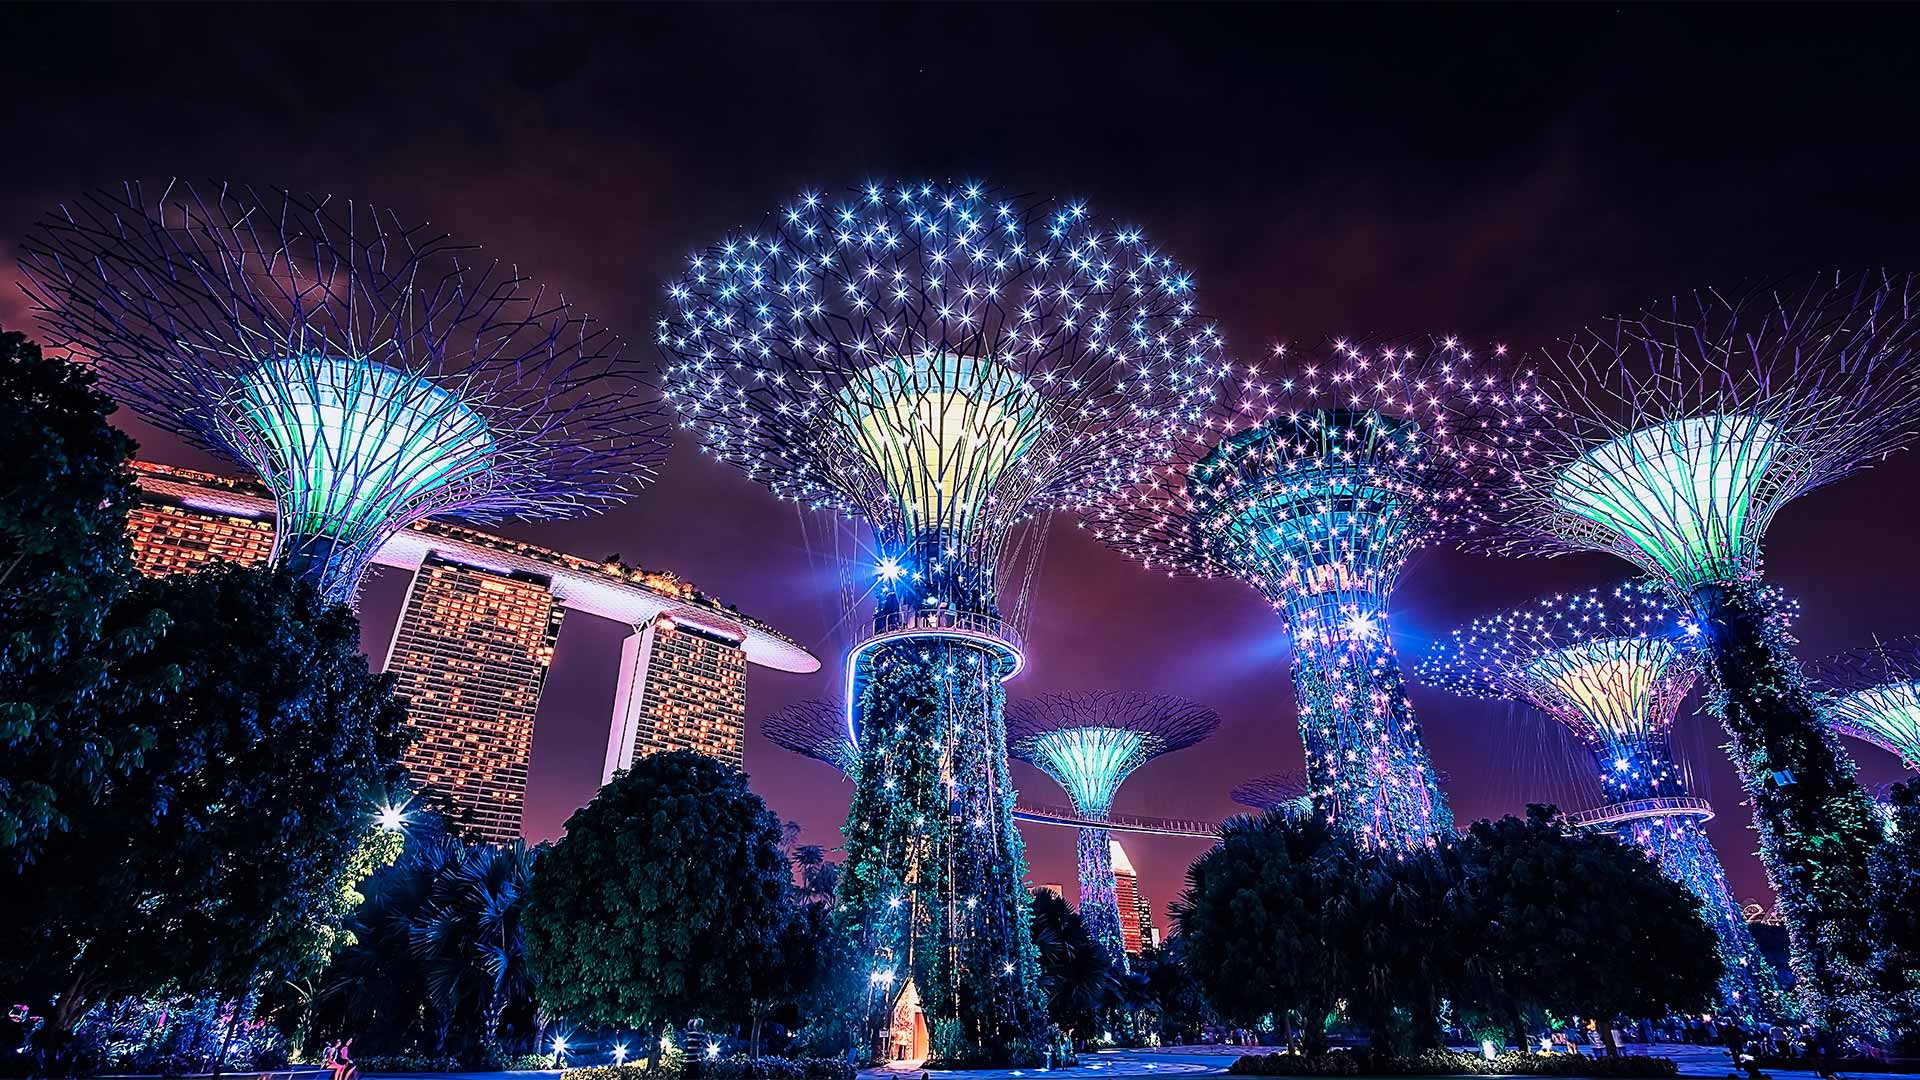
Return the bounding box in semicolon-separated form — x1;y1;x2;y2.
22;181;668;607
1816;635;1920;770
1474;274;1920;1030
1418;580;1786;1021
1553;414;1780;588
1085;338;1503;852
1007;691;1218;971
656;181;1229;1059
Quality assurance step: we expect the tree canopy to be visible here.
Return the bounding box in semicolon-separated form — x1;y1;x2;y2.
0;564;410;1048
524;750;789;1066
0;329;164;865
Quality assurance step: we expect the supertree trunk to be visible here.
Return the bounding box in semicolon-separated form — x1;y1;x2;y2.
1075;825;1128;972
835;638;1042;1064
1690;581;1885;1030
1290;617;1451;850
1614;816;1785;1022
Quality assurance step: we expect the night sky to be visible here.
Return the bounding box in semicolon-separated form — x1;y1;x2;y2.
6;3;1920;930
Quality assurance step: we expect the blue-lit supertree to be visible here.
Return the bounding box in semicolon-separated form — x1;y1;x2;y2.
1004;691;1217;971
1087;339;1505;851
20;182;667;605
1817;637;1920;772
657;180;1226;1062
1229;770;1313;821
1418;580;1787;1022
1480;274;1920;1029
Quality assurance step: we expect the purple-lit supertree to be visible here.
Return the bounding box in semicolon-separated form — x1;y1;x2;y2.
20;182;667;606
1479;274;1920;1028
1004;691;1217;970
1085;338;1507;851
1816;637;1920;772
657;180;1227;1060
1229;770;1313;821
1418;580;1786;1021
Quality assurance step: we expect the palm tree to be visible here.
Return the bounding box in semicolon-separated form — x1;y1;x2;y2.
410;841;540;1053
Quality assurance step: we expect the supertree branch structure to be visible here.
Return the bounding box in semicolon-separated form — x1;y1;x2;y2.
763;698;862;780
1230;770;1313;821
1482;273;1920;1030
1086;338;1508;851
1817;636;1920;770
21;181;667;605
657;181;1228;1062
1418;580;1786;1021
1005;691;1218;969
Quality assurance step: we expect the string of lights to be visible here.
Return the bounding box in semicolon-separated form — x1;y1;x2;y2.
1419;580;1788;1022
1474;273;1920;1030
657;180;1229;1062
1085;337;1509;851
21;181;667;605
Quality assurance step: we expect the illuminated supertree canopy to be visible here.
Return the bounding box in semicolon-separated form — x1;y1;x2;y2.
1005;691;1217;969
656;180;1228;1061
21;181;667;605
1816;636;1920;770
1086;337;1508;851
1230;770;1313;820
1474;274;1920;1030
1419;580;1787;1020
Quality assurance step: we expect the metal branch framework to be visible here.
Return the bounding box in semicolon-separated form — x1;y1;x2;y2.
658;180;1229;637
1419;579;1786;1021
1816;636;1920;770
1230;770;1313;820
1488;272;1920;586
1084;337;1510;850
1004;691;1217;970
764;697;861;779
1005;691;1219;818
656;180;1227;1058
1466;274;1920;1031
21;181;668;604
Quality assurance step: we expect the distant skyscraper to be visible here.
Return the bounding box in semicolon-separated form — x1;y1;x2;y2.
602;614;748;779
385;555;564;844
126;482;275;576
1111;838;1147;956
121;462;820;843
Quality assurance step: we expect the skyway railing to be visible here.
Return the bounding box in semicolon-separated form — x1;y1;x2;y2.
1013;801;1222;839
1565;796;1715;829
860;607;1024;654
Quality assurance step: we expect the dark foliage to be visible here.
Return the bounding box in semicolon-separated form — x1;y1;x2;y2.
1029;888;1119;1043
0;329;165;865
525;751;789;1069
0;564;409;1065
1872;780;1920;1051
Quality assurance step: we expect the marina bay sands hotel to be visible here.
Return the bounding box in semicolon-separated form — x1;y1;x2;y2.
126;461;820;844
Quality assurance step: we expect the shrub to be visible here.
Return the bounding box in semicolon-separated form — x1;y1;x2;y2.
1228;1051;1678;1077
568;1057;854;1080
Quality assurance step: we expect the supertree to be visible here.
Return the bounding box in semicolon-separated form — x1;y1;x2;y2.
1086;338;1506;850
1229;770;1313;821
1418;580;1787;1021
1816;636;1920;771
656;180;1227;1061
1004;691;1218;970
1480;273;1920;1029
763;697;861;780
20;181;666;605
